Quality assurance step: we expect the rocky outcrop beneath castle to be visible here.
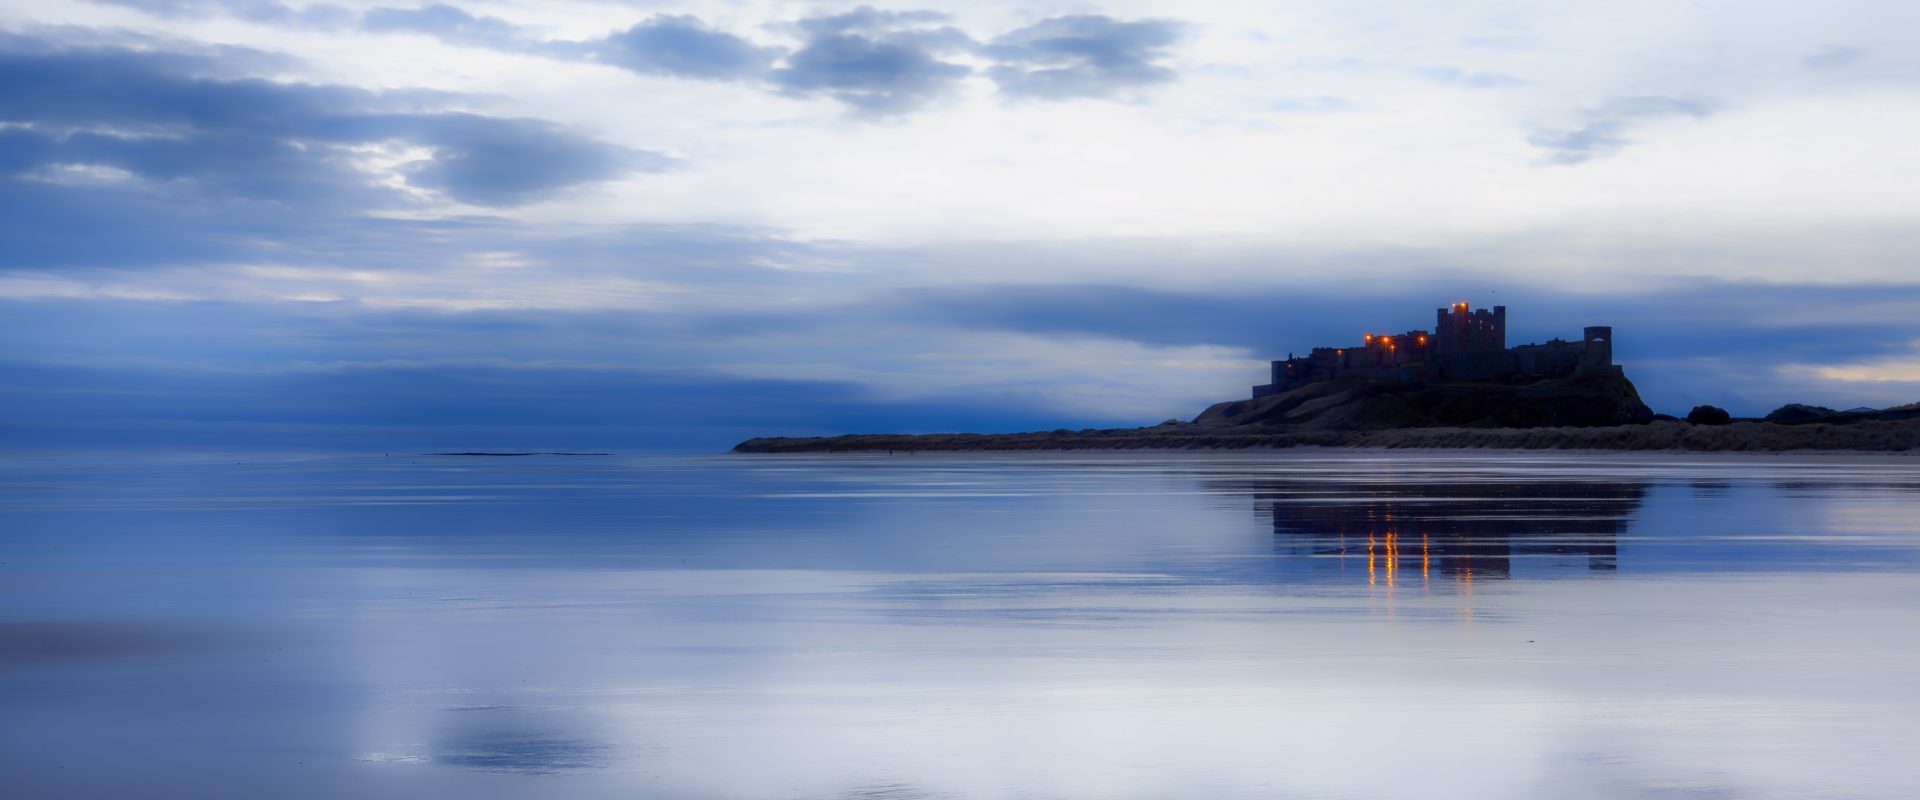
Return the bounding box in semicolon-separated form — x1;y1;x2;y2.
1197;372;1656;430
732;371;1919;454
732;418;1920;453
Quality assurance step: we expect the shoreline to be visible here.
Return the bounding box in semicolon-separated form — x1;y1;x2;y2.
723;447;1920;461
735;420;1920;454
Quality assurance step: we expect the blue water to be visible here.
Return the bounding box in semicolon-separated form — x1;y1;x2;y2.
3;451;1918;799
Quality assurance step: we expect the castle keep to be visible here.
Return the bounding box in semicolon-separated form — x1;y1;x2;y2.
1252;302;1618;398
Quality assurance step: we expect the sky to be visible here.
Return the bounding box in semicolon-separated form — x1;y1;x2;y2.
2;0;1919;450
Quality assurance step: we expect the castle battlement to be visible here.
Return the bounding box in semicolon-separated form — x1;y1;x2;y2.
1252;303;1617;398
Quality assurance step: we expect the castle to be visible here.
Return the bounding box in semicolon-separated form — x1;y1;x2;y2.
1251;302;1619;398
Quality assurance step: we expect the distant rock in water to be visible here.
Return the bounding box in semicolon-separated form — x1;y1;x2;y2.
1761;402;1920;425
1871;402;1920;421
1195;372;1656;431
1686;405;1733;426
1765;404;1839;424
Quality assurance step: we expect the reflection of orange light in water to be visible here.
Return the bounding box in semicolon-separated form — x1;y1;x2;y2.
1367;533;1377;586
1384;529;1398;588
1421;533;1430;587
1458;541;1476;617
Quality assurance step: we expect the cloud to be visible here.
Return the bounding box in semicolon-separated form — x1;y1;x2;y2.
0;36;676;272
1528;96;1715;165
89;0;354;27
0;26;305;72
357;8;785;82
360;4;528;50
1460;35;1533;50
793;7;955;37
1417;66;1525;89
1803;44;1865;70
78;3;1196;114
350;5;976;113
357;2;801;91
583;14;783;80
984;15;1183;100
227;1;354;28
0;37;668;221
1269;96;1357;114
83;0;216;14
1799;354;1920;383
770;8;973;114
349;6;973;113
383;113;672;206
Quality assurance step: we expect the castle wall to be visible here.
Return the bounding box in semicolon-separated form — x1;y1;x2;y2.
1512;339;1585;377
1430;350;1515;382
1251;303;1617;398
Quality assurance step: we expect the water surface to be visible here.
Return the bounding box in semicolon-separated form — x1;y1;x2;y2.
3;451;1918;799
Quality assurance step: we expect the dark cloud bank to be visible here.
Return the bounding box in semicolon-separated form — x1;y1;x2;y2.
589;14;784;80
466;4;1180;111
0;34;668;267
86;2;1188;113
0;348;1098;452
5;276;1919;451
0;38;664;207
623;8;1184;111
982;15;1183;100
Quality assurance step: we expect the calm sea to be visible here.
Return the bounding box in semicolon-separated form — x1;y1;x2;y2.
3;451;1918;799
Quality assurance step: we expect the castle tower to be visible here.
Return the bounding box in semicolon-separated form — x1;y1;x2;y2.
1435;302;1506;355
1435;305;1460;354
1583;326;1613;367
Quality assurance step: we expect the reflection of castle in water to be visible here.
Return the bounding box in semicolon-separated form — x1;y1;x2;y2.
1263;481;1647;586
